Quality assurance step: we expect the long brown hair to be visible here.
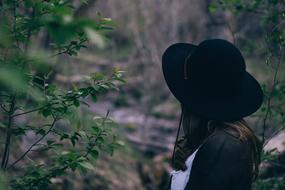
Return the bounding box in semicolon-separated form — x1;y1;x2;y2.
222;119;262;181
173;106;262;181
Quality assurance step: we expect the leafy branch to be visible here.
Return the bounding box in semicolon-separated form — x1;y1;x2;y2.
0;0;124;189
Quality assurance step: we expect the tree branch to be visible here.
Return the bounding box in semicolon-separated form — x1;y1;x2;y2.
83;110;109;158
7;118;58;170
12;106;44;118
12;101;72;118
1;96;15;170
262;46;283;144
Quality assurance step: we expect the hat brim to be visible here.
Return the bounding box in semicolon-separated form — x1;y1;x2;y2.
162;43;264;122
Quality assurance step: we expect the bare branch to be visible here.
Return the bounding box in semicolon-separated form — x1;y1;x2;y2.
7;118;58;170
262;47;284;144
1;96;15;170
12;107;44;118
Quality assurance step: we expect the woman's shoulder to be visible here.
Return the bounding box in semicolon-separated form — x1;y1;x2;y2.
186;127;252;190
191;127;249;174
201;127;248;158
207;126;245;144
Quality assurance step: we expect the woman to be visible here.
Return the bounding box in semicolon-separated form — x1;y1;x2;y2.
161;39;263;190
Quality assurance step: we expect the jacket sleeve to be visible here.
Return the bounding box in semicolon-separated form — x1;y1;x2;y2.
184;130;249;190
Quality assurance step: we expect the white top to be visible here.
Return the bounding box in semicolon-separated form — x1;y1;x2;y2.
170;147;200;190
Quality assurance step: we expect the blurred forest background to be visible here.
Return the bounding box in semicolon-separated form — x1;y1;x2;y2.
0;0;285;189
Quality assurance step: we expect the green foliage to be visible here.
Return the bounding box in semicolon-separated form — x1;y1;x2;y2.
10;115;121;189
0;0;125;189
254;177;285;190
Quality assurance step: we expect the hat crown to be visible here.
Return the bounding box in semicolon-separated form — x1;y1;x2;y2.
187;39;246;98
161;39;263;121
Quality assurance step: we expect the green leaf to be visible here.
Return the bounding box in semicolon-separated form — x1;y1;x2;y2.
46;84;57;93
208;3;218;13
78;164;88;175
60;133;69;140
47;140;55;145
100;84;110;90
73;99;80;107
12;127;27;136
0;123;6;128
78;88;89;97
97;136;104;143
71;137;76;147
84;27;105;48
79;161;95;170
91;72;105;81
55;106;67;114
91;126;100;133
41;108;51;117
78;130;86;137
90;149;99;159
91;94;97;102
36;128;46;136
105;145;114;156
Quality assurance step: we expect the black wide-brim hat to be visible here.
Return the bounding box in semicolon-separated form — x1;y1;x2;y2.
162;39;264;122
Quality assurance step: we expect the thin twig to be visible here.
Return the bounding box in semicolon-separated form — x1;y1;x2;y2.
1;96;15;170
83;110;110;158
244;8;266;15
7;118;58;169
0;2;19;170
12;102;73;118
269;19;285;37
226;15;237;45
12;106;44;118
266;160;285;169
262;46;283;144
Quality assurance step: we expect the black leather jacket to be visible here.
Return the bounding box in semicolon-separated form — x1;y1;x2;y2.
184;128;253;190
